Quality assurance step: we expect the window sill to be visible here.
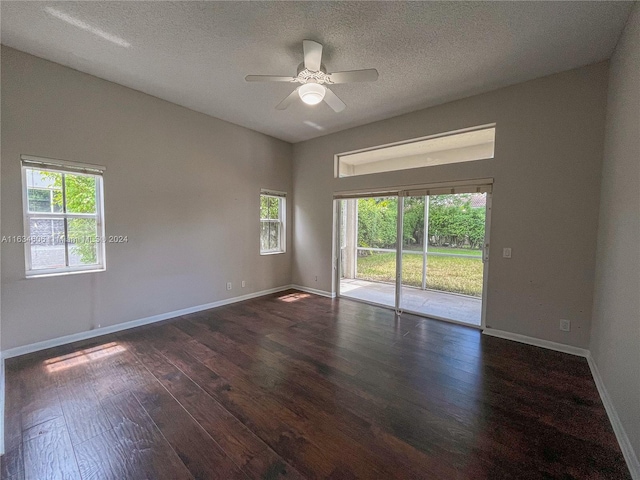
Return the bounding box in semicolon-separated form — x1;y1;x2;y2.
260;250;286;256
26;267;106;279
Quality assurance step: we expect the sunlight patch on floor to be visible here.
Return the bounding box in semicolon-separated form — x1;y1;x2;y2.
44;342;126;372
278;292;311;303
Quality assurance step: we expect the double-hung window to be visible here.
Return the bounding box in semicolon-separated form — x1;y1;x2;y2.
260;190;286;254
21;155;106;277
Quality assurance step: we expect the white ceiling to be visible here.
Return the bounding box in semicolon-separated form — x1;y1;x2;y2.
1;1;634;143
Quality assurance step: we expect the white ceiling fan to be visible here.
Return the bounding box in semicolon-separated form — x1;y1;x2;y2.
245;40;378;112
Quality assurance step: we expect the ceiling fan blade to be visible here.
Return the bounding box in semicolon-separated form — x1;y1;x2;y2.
303;40;323;72
328;69;379;84
245;75;297;82
276;88;300;110
323;87;346;113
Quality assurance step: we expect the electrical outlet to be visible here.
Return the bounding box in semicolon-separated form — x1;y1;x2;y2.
560;319;571;332
503;248;512;258
241;280;246;288
226;282;232;291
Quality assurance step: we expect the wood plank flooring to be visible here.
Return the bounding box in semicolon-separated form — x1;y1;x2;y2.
1;290;631;479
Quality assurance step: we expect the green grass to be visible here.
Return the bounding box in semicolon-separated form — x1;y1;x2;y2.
356;252;483;297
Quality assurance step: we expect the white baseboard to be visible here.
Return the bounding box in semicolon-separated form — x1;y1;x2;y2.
1;285;296;360
482;328;589;357
587;354;640;480
291;284;336;298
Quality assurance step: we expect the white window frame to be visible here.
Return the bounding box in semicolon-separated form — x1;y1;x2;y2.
335;124;496;178
21;155;106;277
260;190;286;255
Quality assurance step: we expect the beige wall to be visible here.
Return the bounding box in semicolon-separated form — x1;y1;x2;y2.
1;47;293;350
590;4;640;466
292;62;609;349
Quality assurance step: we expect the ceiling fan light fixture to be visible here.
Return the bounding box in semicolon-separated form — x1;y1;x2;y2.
298;83;326;105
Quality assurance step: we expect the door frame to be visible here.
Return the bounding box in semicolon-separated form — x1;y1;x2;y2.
479;192;492;330
333;179;493;330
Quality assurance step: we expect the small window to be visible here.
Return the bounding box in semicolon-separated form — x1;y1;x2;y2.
336;126;495;177
21;157;106;277
260;191;286;255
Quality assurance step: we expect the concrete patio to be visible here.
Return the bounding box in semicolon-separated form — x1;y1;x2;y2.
340;278;482;326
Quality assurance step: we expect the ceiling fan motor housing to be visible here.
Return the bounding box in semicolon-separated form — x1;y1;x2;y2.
296;63;332;84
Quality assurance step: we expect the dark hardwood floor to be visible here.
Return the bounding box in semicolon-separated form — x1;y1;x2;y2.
1;290;631;479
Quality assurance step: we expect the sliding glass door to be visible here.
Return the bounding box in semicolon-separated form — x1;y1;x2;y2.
399;193;486;326
339;196;397;309
337;186;490;327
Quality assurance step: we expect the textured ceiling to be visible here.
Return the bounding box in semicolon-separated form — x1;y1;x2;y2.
1;1;634;143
